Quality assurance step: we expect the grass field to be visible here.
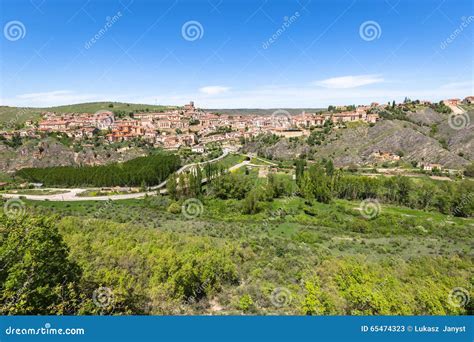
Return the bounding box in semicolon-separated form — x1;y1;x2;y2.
214;154;247;169
24;191;473;260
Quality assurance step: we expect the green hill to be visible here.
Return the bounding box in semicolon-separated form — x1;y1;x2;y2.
0;102;178;125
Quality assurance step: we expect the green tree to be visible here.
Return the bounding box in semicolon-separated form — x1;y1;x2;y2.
395;176;411;205
167;173;177;200
238;294;254;312
241;188;262;214
306;164;332;204
325;159;335;177
178;173;187;198
302;280;325;315
195;166;203;195
295;158;306;185
0;215;82;314
464;163;474;178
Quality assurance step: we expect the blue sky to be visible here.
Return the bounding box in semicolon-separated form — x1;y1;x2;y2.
0;0;472;108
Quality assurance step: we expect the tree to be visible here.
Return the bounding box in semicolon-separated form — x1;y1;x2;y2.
295;158;306;185
210;173;252;200
0;215;82;314
167;173;177;200
325;159;335;177
464;163;474;178
241;188;262;214
302;280;325;315
178;173;187;198
194;167;203;196
304;164;332;204
188;171;197;197
395;176;411;205
238;294;254;313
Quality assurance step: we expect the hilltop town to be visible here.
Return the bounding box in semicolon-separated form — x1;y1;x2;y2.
3;97;472;153
3;101;383;150
5;97;473;152
0;96;472;174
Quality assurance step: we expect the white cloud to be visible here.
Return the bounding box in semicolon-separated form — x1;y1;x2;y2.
1;77;470;109
6;90;101;107
199;86;230;95
314;74;384;89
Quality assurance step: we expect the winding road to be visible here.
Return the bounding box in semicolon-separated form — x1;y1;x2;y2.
2;150;251;202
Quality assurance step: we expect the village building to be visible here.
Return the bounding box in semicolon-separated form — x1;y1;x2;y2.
419;162;443;171
444;98;461;106
463;96;474;104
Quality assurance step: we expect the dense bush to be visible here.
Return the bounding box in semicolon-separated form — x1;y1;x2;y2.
333;174;473;217
2;212;471;315
0;214;81;314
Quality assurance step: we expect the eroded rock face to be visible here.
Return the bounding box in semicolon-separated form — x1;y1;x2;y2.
0;138;148;172
243;139;311;161
406;108;445;126
242;115;472;169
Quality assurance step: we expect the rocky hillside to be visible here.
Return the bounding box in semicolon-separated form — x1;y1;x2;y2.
243;108;473;169
0;138;148;173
